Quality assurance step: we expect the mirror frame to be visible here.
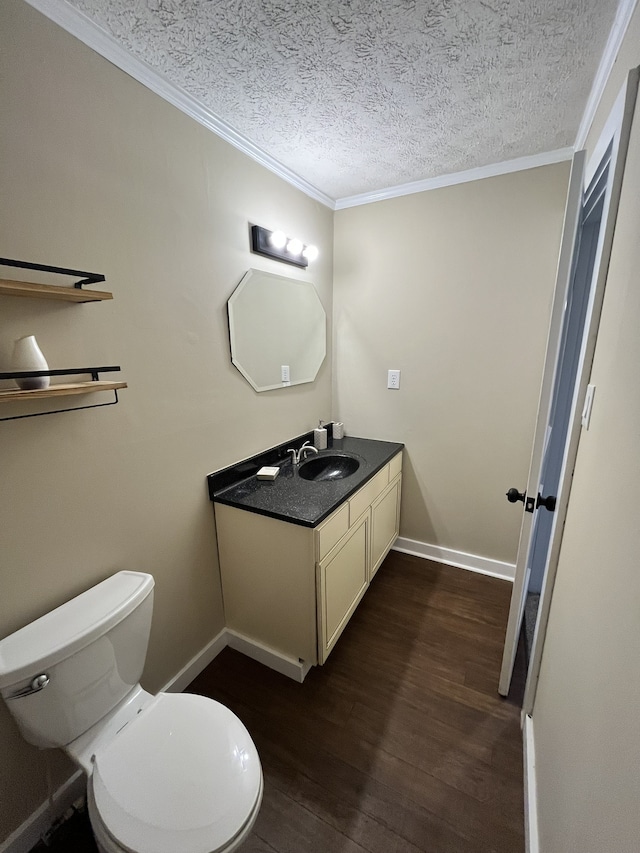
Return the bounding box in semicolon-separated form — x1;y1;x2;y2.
227;268;327;392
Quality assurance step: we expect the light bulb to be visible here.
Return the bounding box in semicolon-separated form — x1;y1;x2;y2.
302;244;319;262
270;230;287;249
287;238;303;256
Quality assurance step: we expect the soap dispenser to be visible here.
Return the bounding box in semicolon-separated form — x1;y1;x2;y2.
313;420;328;450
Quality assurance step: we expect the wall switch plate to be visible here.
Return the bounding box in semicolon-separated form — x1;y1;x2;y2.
388;369;401;389
581;383;596;429
281;364;290;384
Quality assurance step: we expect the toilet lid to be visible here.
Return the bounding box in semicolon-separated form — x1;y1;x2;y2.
90;693;262;853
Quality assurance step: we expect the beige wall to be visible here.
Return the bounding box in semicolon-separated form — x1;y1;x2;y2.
2;0;612;845
0;0;332;839
531;11;640;852
333;165;570;565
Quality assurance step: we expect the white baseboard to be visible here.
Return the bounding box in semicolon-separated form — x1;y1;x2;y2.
0;770;85;853
393;537;515;581
226;629;312;683
523;714;540;853
162;628;228;693
165;627;312;687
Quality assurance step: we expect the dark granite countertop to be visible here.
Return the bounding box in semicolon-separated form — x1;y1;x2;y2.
209;434;403;528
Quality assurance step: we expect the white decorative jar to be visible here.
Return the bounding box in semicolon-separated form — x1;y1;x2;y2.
12;335;50;390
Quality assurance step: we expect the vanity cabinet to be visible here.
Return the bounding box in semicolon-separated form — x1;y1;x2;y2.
214;450;402;672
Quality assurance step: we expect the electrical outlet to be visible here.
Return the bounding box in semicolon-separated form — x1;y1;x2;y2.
387;369;401;390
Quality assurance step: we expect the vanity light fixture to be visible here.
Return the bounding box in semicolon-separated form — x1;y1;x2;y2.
250;224;318;269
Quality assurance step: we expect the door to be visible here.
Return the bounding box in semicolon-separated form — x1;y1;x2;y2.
526;175;607;600
499;69;639;699
497;151;585;696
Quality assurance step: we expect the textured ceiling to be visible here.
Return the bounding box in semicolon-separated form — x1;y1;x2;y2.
65;0;620;200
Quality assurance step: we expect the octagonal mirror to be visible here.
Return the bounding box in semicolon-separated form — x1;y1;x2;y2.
227;269;326;392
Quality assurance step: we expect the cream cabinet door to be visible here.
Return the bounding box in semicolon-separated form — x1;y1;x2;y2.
317;512;369;664
370;474;401;580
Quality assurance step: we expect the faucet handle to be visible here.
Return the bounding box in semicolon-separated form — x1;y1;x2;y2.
286;448;298;465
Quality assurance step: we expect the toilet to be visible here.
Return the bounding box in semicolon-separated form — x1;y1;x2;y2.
0;571;263;853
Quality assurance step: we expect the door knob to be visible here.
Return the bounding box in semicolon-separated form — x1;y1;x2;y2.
536;493;556;512
506;488;526;504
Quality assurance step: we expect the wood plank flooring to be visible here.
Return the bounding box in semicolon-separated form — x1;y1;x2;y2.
31;552;525;853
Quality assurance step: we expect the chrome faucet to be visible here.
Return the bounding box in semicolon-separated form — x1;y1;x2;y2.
299;441;319;462
287;440;319;465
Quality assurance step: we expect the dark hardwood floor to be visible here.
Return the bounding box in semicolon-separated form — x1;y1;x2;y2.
31;552;525;852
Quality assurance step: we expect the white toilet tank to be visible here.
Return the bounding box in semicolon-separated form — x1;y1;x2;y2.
0;571;154;749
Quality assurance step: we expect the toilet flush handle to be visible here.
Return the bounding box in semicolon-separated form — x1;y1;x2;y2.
7;674;49;699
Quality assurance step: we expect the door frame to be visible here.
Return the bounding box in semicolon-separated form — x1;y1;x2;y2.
497;68;639;703
517;70;640;715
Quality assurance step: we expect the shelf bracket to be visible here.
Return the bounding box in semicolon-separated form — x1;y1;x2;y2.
0;257;105;290
0;390;120;422
0;366;121;382
0;367;124;422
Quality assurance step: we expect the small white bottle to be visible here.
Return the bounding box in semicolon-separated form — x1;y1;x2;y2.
313;419;328;450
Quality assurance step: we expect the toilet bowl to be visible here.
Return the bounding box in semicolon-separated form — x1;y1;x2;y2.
0;572;263;853
83;693;262;853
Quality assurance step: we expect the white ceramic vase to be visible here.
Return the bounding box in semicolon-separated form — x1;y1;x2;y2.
12;335;50;390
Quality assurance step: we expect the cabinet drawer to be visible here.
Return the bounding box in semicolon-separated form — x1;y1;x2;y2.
388;451;402;481
317;503;349;561
349;465;388;524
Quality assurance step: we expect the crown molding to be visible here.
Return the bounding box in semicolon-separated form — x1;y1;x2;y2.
22;0;632;212
334;148;574;210
575;0;639;149
23;0;336;209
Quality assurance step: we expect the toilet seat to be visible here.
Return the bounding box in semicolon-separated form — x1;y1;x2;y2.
88;692;262;853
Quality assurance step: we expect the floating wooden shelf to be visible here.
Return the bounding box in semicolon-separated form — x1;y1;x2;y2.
0;381;127;403
0;260;124;420
0;279;113;302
